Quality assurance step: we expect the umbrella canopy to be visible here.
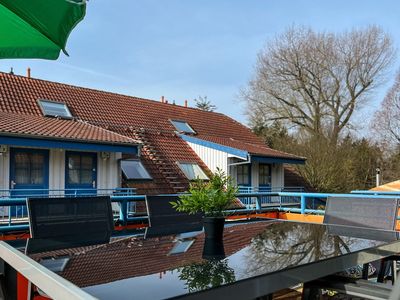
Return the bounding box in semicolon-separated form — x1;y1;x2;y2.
0;0;86;60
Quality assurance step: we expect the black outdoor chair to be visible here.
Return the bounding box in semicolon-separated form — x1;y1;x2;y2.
303;196;400;299
145;195;203;238
26;196;114;253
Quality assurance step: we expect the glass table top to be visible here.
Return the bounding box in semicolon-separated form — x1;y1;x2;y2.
21;220;400;300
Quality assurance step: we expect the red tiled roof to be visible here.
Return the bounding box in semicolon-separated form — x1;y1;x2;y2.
0;72;304;193
0;111;138;145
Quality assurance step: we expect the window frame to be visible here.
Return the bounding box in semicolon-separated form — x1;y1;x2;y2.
38;99;73;119
177;162;209;180
120;159;152;181
10;148;49;189
65;151;97;186
170;119;196;134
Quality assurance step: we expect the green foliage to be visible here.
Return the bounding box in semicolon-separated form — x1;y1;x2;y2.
178;260;235;293
252;120;295;148
252;128;384;193
170;168;238;217
194;96;217;112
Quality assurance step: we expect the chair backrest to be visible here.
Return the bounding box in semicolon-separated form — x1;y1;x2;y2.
145;195;203;228
26;196;113;250
323;196;399;230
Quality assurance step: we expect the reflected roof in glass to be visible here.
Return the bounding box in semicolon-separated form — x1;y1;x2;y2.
22;221;400;300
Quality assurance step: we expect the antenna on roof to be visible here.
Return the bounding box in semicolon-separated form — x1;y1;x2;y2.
9;67;14;75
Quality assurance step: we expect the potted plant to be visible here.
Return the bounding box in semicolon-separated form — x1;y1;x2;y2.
171;168;238;240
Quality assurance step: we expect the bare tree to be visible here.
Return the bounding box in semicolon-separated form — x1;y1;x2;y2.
371;70;400;148
245;25;395;145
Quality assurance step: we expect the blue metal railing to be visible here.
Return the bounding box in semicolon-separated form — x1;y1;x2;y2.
237;186;304;208
0;194;147;233
268;192;400;216
351;190;400;196
0;189;399;234
0;188;141;232
0;188;136;198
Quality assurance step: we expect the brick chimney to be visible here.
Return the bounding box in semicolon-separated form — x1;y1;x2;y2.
160;96;165;103
27;67;31;78
184;100;188;107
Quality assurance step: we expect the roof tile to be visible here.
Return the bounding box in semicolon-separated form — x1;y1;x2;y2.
0;72;304;193
0;111;138;145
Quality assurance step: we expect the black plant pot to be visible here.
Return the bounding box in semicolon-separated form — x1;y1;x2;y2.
203;217;225;240
202;238;225;260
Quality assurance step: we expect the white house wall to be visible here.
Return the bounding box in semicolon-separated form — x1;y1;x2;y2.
97;152;121;191
185;141;286;190
49;149;65;195
186;142;229;174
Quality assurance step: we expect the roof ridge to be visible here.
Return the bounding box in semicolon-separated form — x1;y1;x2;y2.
198;133;265;145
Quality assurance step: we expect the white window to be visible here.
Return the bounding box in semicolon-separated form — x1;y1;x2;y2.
40;257;70;272
169;240;194;255
38;99;72;119
177;162;208;180
170;120;196;134
121;160;152;180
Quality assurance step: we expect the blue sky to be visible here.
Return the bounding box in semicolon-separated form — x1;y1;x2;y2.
1;0;400;126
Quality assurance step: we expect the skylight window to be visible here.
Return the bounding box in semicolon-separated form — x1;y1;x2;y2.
170;120;196;134
38;99;72;119
121;160;152;180
177;162;208;180
40;257;70;273
169;240;194;255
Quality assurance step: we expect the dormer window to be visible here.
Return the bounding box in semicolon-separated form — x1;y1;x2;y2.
38;99;72;119
170;120;196;134
177;162;208;180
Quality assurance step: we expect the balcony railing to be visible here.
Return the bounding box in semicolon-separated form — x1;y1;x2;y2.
237;186;304;208
0;188;145;233
0;187;396;234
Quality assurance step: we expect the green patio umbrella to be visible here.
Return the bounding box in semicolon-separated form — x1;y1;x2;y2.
0;0;86;60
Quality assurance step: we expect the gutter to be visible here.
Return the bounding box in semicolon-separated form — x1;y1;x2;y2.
0;132;140;147
227;154;251;167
